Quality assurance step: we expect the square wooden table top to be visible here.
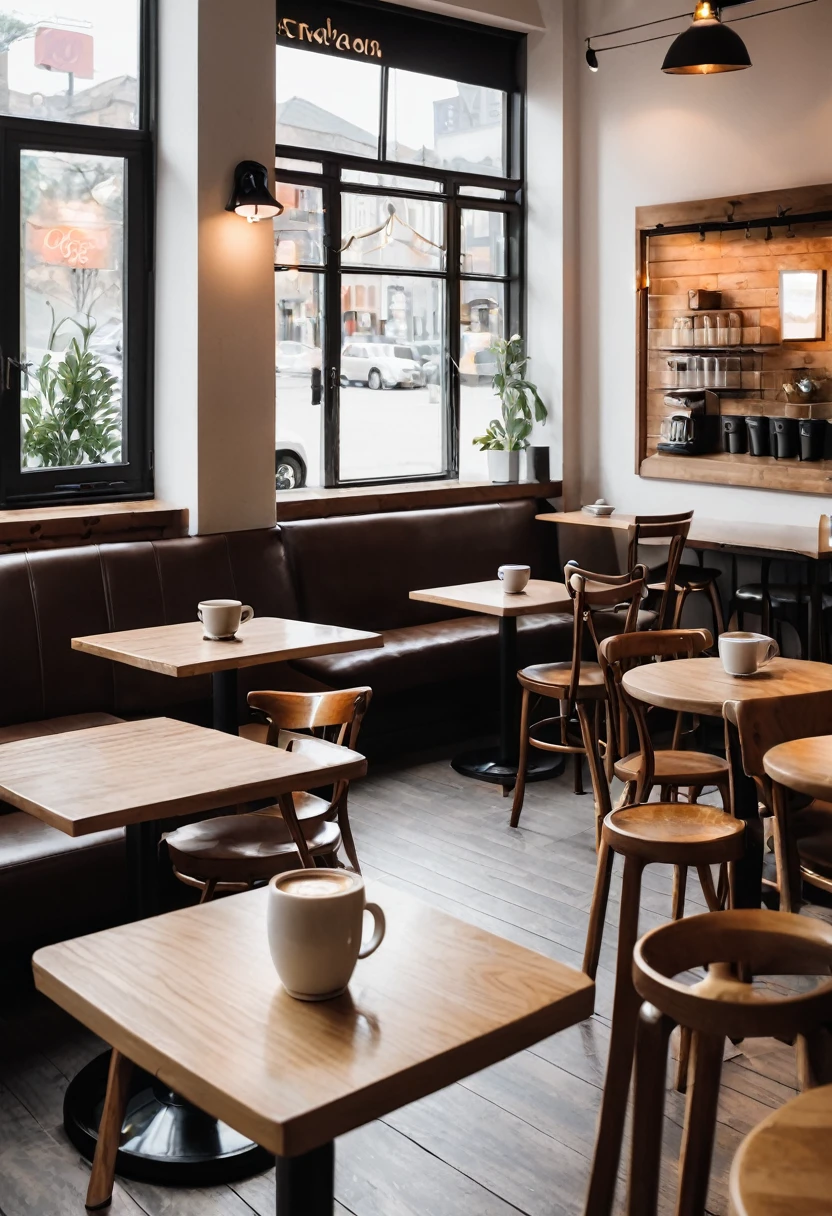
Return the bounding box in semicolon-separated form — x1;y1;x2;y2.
410;578;571;617
72;616;383;678
536;511;832;560
33;883;594;1158
0;717;366;837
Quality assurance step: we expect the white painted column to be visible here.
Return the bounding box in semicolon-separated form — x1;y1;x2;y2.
154;0;277;534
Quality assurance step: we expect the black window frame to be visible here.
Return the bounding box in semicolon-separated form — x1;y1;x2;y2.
0;0;155;508
274;14;525;488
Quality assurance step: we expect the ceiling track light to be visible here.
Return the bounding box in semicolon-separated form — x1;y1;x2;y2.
584;0;818;75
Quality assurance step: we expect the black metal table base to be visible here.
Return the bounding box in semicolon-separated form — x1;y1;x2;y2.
64;1051;273;1186
452;747;565;787
276;1142;334;1215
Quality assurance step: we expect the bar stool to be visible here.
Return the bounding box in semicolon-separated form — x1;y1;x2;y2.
615;911;832;1216
729;1083;832;1216
582;810;746;1216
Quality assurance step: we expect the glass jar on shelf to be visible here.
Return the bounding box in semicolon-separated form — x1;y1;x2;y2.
702;356;716;388
725;357;741;389
714;357;727;389
728;312;742;345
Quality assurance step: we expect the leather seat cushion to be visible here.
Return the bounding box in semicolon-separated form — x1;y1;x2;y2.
0;812;126;946
291;612;575;695
736;583;832;608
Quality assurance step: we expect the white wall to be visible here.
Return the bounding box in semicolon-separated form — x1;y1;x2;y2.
155;0;277;534
576;0;832;524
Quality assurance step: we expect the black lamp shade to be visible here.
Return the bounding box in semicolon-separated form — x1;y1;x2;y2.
225;160;283;221
585;45;599;71
662;16;751;74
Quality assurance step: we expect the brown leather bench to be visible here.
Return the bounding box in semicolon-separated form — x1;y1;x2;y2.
0;499;570;949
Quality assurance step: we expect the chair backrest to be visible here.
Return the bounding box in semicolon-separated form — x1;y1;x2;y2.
599;627;713;798
627;511;694;630
247;687;373;750
725;688;832;792
563;561;648;709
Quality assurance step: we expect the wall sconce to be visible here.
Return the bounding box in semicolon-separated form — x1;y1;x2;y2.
225;161;283;223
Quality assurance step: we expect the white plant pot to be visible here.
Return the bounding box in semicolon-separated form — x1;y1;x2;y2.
487;449;520;484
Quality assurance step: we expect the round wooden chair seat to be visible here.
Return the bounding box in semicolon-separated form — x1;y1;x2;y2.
518;660;607;699
253;791;331;824
602;803;745;866
166;814;341;882
729;1083;832;1216
614;748;730;787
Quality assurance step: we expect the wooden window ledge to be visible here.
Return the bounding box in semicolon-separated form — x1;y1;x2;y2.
0;501;189;553
274;479;563;522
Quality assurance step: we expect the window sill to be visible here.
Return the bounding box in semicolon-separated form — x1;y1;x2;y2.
274;479;562;522
0;500;188;553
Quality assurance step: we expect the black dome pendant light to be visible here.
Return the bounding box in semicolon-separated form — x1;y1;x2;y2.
662;1;751;74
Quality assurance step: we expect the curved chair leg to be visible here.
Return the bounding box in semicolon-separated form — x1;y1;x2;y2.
86;1049;134;1211
199;877;218;904
672;586;691;629
615;781;637;811
717;781;731;814
675;1026;692;1094
510;688;532;828
687;785;702;805
337;797;362;874
696;864;722;912
672;865;687;920
573;749;584;796
584;855;646;1216
626;1003;674;1216
676;1031;724;1216
706;578;725;638
583;841;614;979
577;702;610;849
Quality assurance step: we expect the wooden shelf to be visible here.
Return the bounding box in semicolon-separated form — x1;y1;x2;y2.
641;451;832;496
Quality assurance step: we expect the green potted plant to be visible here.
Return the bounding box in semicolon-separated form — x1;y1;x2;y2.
472;334;547;483
21;311;122;469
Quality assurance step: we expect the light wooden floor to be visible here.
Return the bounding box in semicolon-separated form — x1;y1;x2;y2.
0;752;818;1216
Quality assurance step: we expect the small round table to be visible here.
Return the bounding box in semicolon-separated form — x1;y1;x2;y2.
729;1083;832;1215
622;657;832;908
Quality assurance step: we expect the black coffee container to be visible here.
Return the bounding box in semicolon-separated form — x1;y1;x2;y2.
770;416;799;460
746;416;770;457
721;416;747;454
799;418;828;462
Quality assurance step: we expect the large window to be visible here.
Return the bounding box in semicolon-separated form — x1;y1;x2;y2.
274;0;523;488
0;0;152;505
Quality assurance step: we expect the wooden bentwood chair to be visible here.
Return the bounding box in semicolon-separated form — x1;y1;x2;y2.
726;687;832;912
600;910;832;1216
166;687;372;901
628;510;725;637
510;563;648;842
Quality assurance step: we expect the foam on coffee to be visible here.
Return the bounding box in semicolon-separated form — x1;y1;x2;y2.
278;873;356;898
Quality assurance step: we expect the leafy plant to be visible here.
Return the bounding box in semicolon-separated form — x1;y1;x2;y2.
472;334;547;452
21;310;121;468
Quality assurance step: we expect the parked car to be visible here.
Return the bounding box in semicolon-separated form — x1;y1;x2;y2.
340;342;425;389
274;430;308;490
276;340;321;375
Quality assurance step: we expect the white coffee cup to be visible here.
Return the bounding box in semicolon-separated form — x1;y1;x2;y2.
718;631;779;677
197;599;253;640
498;564;531;594
267;869;386;1001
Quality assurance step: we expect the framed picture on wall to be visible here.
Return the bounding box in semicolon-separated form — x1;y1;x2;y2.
780;269;825;340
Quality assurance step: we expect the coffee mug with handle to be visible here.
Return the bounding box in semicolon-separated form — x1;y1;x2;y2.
498;564;531;594
197;598;254;640
718;631;779;677
267;869;386;1001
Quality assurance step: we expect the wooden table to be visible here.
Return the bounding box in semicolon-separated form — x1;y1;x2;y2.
33;882;594;1212
539;511;832;658
622;657;832;908
73;616;382;734
410;579;571;790
0;716;366;1186
729;1082;832;1215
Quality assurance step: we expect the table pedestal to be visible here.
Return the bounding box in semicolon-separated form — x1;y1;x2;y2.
452;616;564;789
64;1054;273;1188
276;1142;334;1215
64;816;271;1186
213;669;240;734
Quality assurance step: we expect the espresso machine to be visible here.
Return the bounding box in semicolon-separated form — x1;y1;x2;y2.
657;390;720;456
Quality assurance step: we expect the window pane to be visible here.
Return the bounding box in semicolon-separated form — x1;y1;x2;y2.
387;68;505;177
459;281;505;481
274;183;325;266
275;156;323;173
461;209;506;276
341;168;441;193
459;186;506;199
341;193;445;272
276;45;379;158
275;270;323;489
340;274;445;480
1;1;139;127
20;150;125;471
